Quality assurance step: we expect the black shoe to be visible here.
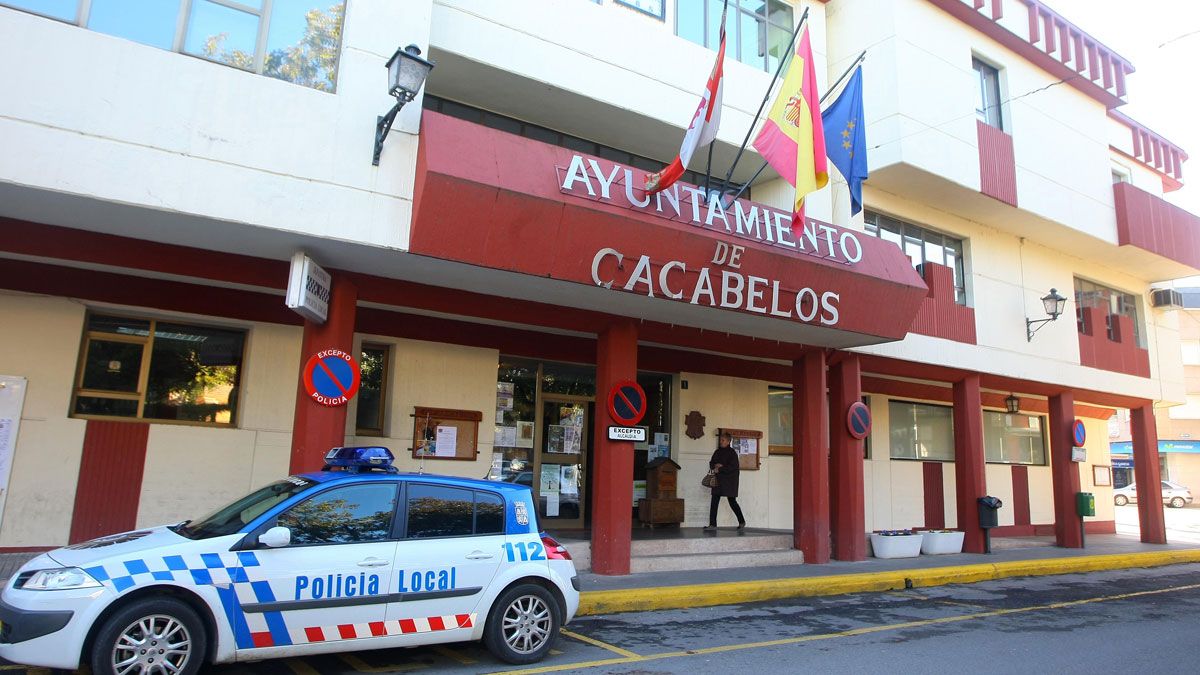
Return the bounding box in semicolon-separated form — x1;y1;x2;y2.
737;523;746;532
703;525;717;532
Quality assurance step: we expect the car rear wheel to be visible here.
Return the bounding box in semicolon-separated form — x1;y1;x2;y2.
484;583;561;665
1114;495;1129;506
1170;496;1186;509
89;596;206;675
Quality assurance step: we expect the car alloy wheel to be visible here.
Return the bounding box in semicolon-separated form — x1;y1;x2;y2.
1115;495;1128;506
484;582;561;664
502;593;553;655
1171;497;1186;509
111;614;193;675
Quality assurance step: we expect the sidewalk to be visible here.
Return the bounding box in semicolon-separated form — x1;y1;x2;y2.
576;534;1200;615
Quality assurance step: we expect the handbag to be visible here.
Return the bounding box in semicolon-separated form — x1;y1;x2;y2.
701;469;718;489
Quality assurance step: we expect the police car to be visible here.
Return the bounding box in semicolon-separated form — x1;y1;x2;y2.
0;447;579;673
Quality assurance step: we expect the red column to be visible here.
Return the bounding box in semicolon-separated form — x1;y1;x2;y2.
829;354;865;561
794;350;830;563
1131;403;1167;544
1048;392;1083;548
953;375;987;553
290;275;358;474
590;320;638;575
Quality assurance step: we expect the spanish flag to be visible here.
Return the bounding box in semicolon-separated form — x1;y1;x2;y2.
752;27;827;228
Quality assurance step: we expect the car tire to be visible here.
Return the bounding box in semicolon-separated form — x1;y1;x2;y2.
89;596;207;675
483;582;561;665
1171;497;1186;509
1114;495;1128;506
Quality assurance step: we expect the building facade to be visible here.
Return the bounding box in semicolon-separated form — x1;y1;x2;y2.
1;0;1197;574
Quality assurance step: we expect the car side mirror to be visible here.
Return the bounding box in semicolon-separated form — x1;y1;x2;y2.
258;526;291;548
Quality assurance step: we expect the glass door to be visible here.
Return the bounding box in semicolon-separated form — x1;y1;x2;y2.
534;398;587;529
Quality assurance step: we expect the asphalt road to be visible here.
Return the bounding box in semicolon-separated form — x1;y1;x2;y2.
7;563;1200;674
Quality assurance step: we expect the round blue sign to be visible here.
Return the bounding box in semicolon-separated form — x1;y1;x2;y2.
847;401;871;440
1072;419;1086;446
303;349;360;407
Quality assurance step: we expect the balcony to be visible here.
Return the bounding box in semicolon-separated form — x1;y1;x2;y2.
1113;181;1200;278
1076;305;1149;378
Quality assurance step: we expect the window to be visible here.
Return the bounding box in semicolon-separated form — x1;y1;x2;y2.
676;0;793;72
1111;164;1132;184
973;57;1003;129
406;484;506;539
1;0;346;91
889;401;954;461
355;343;389;435
983;412;1046;465
769;388;869;457
864;211;967;304
423;95;749;200
277;483;398;545
176;477;315;539
1074;278;1143;347
73;314;245;425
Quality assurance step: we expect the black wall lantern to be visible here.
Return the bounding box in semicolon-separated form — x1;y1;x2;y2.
373;44;435;166
1026;288;1068;341
1005;394;1020;414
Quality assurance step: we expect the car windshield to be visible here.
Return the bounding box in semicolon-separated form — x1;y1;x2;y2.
172;477;316;540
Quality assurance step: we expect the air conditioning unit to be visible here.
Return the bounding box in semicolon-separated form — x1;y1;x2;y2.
1150;288;1184;309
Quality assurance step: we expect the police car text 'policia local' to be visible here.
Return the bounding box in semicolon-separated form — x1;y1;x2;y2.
0;447;580;673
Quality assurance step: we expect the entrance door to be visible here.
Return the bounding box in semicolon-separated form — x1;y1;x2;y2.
535;398;588;529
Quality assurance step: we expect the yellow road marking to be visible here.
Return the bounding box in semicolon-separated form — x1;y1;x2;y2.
0;669;50;674
560;628;641;658
434;645;478;665
339;653;425;673
285;658;322;675
492;582;1200;674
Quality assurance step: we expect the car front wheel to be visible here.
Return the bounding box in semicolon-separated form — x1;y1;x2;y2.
89;596;207;675
484;583;561;665
1114;495;1129;506
1170;497;1186;509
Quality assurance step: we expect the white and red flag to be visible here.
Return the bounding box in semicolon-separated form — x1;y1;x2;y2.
645;8;726;193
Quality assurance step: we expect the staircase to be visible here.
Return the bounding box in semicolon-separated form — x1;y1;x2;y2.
555;528;804;573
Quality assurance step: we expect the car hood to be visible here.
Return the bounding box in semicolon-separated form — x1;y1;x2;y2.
47;526;192;568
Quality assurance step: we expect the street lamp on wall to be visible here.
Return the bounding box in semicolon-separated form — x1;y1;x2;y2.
373;44;435;166
1025;288;1068;342
1005;394;1020;414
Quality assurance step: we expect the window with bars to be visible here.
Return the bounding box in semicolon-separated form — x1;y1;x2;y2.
863;211;968;305
72;314;246;425
1074;278;1144;347
3;0;347;91
675;0;794;73
423;95;749;200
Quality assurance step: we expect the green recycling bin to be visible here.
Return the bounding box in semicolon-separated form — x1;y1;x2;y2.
1076;491;1095;517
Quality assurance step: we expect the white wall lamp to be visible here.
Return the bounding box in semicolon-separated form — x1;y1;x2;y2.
373;44;435;166
1026;288;1068;341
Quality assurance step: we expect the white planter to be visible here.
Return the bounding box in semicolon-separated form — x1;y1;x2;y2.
920;530;965;555
870;533;924;559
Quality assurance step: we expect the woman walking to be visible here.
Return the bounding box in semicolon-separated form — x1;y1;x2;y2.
705;431;746;532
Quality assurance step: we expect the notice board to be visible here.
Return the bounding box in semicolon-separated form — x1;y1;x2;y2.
719;427;762;471
411;407;482;461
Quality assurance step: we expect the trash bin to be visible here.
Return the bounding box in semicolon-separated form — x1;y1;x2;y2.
977;495;1003;529
1076;492;1095;517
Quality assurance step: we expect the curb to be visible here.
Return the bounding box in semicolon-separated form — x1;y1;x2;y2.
576;549;1200;615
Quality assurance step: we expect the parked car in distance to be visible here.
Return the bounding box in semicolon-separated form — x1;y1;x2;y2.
1113;480;1193;508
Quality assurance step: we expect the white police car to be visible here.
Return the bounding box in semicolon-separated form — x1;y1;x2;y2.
0;447;579;673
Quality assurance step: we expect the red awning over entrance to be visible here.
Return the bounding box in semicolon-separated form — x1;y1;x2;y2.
411;112;928;347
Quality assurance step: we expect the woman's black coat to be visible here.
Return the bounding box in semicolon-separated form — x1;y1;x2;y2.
709;445;740;498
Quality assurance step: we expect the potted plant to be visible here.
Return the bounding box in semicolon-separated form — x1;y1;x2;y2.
869;529;924;559
920;529;965;555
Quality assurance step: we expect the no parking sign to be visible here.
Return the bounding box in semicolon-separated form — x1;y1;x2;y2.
303;349;361;407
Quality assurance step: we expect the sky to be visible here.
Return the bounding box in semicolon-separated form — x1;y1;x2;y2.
1045;0;1200;214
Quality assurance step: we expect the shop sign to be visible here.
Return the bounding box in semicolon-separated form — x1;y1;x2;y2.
302;349;360;407
559;154;865;266
286;252;332;324
608;426;648;442
592;241;842;326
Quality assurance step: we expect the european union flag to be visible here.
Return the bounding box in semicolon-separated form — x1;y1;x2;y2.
822;66;868;215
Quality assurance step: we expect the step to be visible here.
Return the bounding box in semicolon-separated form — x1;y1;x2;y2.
631;533;794;556
629;548;806;574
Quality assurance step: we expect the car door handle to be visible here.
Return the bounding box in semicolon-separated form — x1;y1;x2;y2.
466;551;494;560
357;557;390;568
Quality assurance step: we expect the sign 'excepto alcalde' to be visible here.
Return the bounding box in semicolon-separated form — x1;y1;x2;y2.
608;426;648;442
286;252;332;324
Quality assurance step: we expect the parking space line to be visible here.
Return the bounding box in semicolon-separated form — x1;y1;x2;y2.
492;582;1200;674
285;659;322;675
560;628;641;658
339;653;426;673
433;645;478;665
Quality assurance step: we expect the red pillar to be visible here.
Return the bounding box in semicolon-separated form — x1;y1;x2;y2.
829;354;865;561
590;320;638;575
1131;403;1167;544
290;275;358;474
1048;392;1083;548
794;350;830;563
953;375;987;553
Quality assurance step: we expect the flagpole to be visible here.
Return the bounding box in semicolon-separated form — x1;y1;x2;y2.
719;6;810;189
722;51;865;208
702;0;730;199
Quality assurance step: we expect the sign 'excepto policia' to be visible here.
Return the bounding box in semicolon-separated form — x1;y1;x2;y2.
303;349;360;407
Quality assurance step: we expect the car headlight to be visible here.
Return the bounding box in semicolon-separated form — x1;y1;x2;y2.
20;567;102;591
